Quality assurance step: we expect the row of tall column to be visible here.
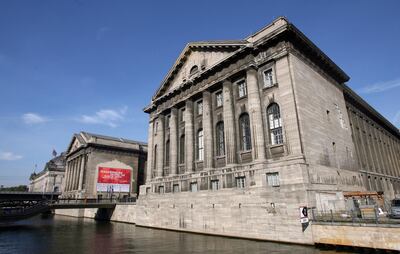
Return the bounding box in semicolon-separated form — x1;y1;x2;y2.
65;154;86;191
348;108;400;178
146;67;268;181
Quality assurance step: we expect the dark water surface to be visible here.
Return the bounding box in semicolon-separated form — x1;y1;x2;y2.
0;216;350;254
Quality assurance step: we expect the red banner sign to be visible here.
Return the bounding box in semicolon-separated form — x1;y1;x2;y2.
98;167;131;184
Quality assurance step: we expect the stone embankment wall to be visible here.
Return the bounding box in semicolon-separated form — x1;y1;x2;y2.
312;223;400;251
54;204;136;224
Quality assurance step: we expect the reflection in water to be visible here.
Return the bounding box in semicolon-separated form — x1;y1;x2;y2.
0;216;350;254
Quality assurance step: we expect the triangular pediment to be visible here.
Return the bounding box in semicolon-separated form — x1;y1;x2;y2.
66;133;87;154
153;41;247;100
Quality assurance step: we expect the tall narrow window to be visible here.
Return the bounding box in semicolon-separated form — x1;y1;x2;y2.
165;140;170;166
166;115;171;129
153;145;157;177
197;100;203;116
239;113;252;151
263;69;274;88
179;135;185;164
179;108;185;122
216;122;225;156
237;79;247;98
236;176;246;188
197;129;204;161
216;91;223;107
267;103;283;145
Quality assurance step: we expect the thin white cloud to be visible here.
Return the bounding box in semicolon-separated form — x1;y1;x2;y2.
96;26;111;40
79;106;127;128
0;151;23;161
393;111;400;127
359;78;400;94
22;113;48;124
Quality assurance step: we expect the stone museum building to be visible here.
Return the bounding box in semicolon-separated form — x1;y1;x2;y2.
62;132;147;199
137;17;400;244
29;152;66;193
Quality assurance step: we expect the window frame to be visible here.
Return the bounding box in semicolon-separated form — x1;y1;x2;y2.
165;140;170;166
267;103;283;145
236;79;247;98
211;179;219;191
179;134;185;164
262;68;275;88
196;129;204;161
216;121;225;156
266;172;280;187
196;100;203;116
236;176;246;189
190;182;198;192
239;113;252;151
215;91;223;107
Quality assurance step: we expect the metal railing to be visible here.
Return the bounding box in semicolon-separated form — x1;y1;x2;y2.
310;207;400;225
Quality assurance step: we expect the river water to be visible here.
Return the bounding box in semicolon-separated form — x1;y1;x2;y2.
0;215;350;254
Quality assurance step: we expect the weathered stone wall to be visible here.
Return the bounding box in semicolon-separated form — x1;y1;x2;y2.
54;204;136;223
136;162;315;245
312;223;400;251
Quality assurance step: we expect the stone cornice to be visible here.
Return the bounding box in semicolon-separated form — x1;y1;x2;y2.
344;86;400;139
144;21;351;114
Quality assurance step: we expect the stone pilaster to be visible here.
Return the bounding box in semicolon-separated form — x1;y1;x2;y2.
223;80;237;165
65;162;70;191
185;100;194;172
203;91;214;169
246;67;266;161
170;107;179;175
156;114;165;177
146;118;154;182
72;159;78;190
78;155;85;190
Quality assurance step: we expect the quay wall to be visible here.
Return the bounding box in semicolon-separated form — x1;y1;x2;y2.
312;223;400;251
54;204;136;223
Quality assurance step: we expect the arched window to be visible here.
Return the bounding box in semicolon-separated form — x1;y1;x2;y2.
239;113;252;151
196;129;204;161
267;103;283;145
179;135;185;164
216;122;225;156
165;140;170;166
190;65;199;76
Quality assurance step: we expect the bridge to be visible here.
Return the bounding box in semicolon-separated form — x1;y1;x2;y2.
0;192;122;222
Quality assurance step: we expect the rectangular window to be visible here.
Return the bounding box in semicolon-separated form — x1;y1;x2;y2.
197;129;204;161
266;172;280;187
146;187;151;194
263;69;274;88
190;182;198;192
236;176;246;189
158;186;164;194
173;184;180;193
211;180;219;191
197;101;203;116
216;91;223;107
237;79;247;98
179;108;185;122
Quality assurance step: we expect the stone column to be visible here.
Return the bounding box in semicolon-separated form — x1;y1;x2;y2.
146;118;154;182
223;80;237;165
65;162;70;191
185;100;194;172
67;160;73;191
71;159;77;191
203;91;214;169
246;67;266;161
78;155;85;190
156;114;165;177
170;107;179;175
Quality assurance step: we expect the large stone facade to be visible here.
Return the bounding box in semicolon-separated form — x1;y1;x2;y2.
137;17;400;243
62;132;147;199
29;153;66;193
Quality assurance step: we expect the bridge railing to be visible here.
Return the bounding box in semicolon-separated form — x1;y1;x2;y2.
56;197;136;205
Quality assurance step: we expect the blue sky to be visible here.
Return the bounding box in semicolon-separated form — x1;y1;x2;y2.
0;0;399;186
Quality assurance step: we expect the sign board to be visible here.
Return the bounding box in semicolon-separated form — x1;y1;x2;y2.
299;206;309;224
97;167;131;192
